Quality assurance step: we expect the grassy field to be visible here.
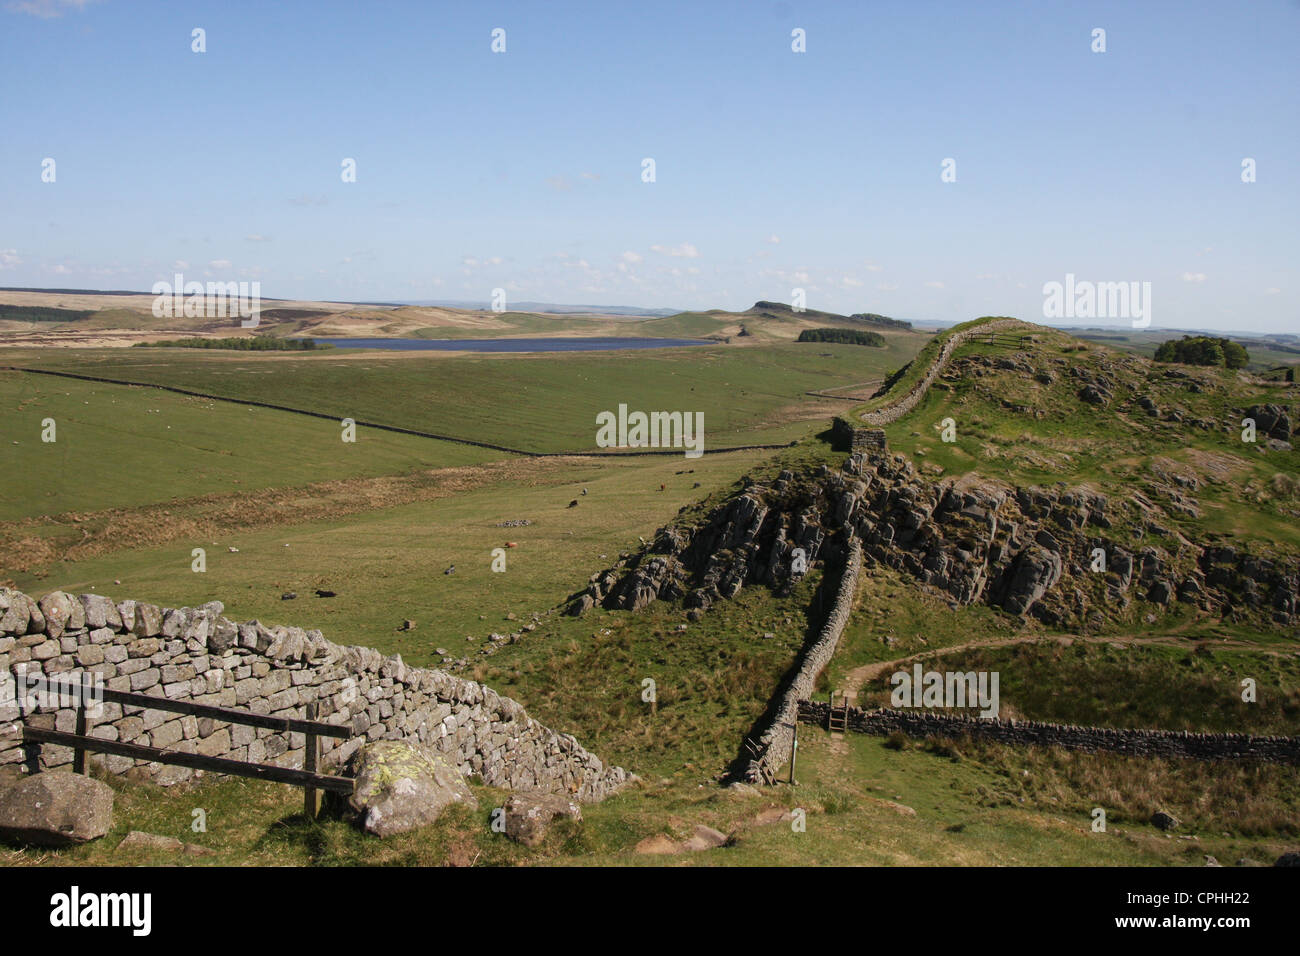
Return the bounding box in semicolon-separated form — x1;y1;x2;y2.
849;640;1300;735
0;368;499;522
2;338;918;453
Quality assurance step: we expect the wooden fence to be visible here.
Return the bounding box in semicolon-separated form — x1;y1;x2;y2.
17;674;353;818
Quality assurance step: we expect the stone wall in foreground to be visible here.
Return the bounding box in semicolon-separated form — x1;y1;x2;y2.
0;588;630;801
796;701;1300;763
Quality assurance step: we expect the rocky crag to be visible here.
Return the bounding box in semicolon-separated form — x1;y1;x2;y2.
566;465;860;617
568;447;1297;632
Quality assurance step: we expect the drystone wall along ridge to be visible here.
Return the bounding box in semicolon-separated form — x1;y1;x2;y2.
736;539;862;783
0;588;630;801
796;701;1300;763
859;319;1026;427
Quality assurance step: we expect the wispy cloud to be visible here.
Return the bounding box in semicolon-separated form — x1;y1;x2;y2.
6;0;97;18
1181;272;1207;283
651;242;698;258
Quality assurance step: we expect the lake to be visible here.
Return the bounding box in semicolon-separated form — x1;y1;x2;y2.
304;336;713;352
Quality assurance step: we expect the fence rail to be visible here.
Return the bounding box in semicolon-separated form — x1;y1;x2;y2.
17;674;354;816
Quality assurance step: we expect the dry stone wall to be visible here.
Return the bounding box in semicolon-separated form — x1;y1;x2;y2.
797;701;1300;763
0;588;630;801
734;540;862;783
859;318;1026;427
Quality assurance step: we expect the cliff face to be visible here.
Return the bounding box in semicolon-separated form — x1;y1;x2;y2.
567;450;1298;632
567;466;856;617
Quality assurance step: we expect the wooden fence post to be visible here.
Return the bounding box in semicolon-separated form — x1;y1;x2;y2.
72;677;91;775
789;721;798;785
73;705;88;775
304;702;321;819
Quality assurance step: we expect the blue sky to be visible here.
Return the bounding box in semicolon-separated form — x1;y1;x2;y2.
1;0;1297;332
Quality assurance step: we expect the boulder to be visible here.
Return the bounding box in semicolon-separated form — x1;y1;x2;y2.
0;772;114;846
1150;810;1180;832
347;740;477;838
681;824;729;852
1245;404;1292;441
501;790;583;847
1274;850;1300;867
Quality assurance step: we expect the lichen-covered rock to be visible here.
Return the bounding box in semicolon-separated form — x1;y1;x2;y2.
348;740;478;838
0;772;114;846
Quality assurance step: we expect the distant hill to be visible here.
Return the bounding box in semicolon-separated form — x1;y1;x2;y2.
747;301;912;330
849;312;912;330
401;299;679;317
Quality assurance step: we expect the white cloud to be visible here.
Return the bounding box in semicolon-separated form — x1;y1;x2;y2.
209;259;232;270
6;0;96;18
1181;272;1207;283
766;234;780;244
1265;287;1281;295
842;276;863;288
621;251;642;263
0;249;21;269
244;234;269;242
172;260;190;271
650;242;699;258
877;283;898;292
925;281;944;289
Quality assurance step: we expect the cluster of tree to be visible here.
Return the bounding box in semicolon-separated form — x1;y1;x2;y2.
1153;335;1249;369
136;336;331;351
0;305;93;322
850;312;911;330
796;327;886;347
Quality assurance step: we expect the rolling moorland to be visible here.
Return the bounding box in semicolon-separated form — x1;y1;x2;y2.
1;300;1298;867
